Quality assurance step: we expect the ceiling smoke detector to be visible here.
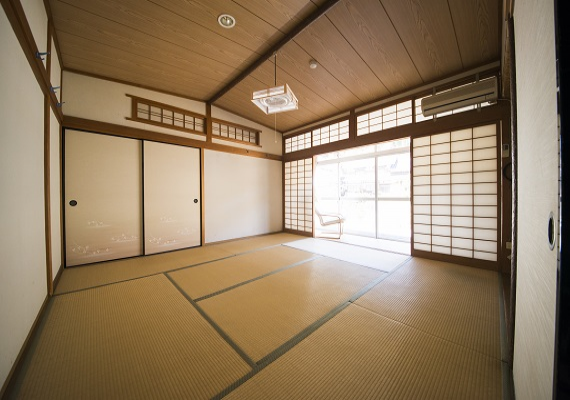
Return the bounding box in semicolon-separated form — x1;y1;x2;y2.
218;14;236;29
252;84;299;114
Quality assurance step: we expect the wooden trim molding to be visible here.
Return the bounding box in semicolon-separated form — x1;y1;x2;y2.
200;147;206;246
1;0;62;123
411;249;498;271
283;229;312;238
283;103;510;162
206;103;213;144
44;78;53;296
63;116;283;162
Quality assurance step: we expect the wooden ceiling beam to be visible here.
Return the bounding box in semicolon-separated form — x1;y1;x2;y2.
207;0;342;104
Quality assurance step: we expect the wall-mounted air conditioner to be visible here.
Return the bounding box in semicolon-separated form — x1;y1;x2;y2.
421;78;498;117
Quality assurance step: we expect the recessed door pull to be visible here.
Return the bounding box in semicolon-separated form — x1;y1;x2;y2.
548;212;556;250
69;200;77;206
193;199;198;204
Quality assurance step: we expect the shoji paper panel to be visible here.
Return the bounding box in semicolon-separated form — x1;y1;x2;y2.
412;124;498;262
285;158;313;233
143;141;201;255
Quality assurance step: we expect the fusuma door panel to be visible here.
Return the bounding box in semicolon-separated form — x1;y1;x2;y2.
64;130;142;266
143;141;201;254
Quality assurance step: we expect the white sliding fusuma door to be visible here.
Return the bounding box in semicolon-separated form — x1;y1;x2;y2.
64;130;143;266
412;123;499;264
143;141;201;254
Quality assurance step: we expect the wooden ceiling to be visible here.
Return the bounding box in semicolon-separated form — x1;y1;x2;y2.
49;0;500;133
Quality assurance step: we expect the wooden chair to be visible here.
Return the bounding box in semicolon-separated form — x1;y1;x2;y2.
315;207;345;239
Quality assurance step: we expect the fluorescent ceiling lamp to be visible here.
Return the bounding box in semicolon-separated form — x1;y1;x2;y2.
252;84;298;114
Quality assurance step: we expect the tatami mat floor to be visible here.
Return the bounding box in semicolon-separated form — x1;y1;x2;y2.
6;233;505;399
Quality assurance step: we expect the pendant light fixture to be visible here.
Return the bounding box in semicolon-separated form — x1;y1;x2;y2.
252;53;298;114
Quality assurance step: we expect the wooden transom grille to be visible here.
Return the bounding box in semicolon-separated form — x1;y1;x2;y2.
412;124;499;262
285;158;313;233
128;95;205;135
212;119;260;145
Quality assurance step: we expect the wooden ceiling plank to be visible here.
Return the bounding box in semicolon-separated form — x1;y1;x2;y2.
231;68;330;122
51;2;235;85
150;0;284;55
293;17;390;103
214;93;306;133
327;0;424;93
447;0;500;69
51;0;257;72
208;0;343;103
247;57;338;112
231;0;317;33
59;32;220;98
63;55;211;100
278;41;362;110
220;73;321;124
380;0;463;82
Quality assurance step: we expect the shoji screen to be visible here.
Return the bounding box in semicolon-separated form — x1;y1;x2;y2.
285;158;313;234
412;124;499;263
143;141;201;255
65;130;142;266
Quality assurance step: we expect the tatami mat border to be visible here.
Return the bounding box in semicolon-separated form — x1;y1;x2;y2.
164;274;257;369
189;256;323;302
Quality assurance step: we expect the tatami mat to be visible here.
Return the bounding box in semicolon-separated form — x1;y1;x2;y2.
285;238;410;272
199;258;385;362
225;304;502;400
355;257;501;358
11;233;503;400
168;246;316;300
55;245;233;294
10;275;251;400
55;233;305;294
211;233;303;255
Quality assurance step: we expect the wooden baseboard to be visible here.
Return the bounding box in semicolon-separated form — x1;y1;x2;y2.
52;263;63;293
411;249;499;271
0;295;50;399
204;230;288;246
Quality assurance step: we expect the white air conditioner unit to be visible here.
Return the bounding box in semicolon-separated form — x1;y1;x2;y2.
421;78;498;117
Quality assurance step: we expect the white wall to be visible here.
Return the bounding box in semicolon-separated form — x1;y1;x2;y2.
205;150;282;243
0;6;48;388
513;1;559;399
20;0;47;68
50;38;62;102
63;72;208;142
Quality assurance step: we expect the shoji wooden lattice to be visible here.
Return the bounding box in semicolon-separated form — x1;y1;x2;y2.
285;158;313;233
412;124;499;262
